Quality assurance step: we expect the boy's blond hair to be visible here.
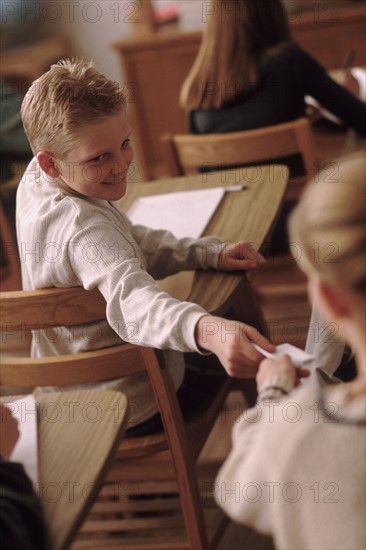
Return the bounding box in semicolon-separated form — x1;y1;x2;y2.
289;153;366;297
21;58;126;158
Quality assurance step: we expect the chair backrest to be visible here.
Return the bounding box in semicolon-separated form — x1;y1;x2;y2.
162;117;315;200
0;286;134;549
0;287;154;389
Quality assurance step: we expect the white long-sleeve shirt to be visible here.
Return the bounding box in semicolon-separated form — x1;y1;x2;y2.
215;380;366;550
16;159;223;426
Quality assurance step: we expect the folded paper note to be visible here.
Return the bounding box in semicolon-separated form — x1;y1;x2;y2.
253;343;314;367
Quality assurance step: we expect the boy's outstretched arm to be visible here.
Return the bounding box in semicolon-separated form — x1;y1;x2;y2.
194;315;275;378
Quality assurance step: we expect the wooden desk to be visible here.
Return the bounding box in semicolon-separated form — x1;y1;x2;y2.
112;2;366;179
2;390;128;550
119;166;288;314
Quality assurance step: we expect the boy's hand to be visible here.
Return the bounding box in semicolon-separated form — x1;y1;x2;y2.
195;315;275;378
256;355;311;390
218;241;265;272
0;404;20;460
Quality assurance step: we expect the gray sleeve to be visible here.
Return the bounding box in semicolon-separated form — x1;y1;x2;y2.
130;223;223;279
68;221;208;351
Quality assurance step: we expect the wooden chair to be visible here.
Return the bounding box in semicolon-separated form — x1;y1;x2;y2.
0;286;242;549
161;117;315;202
161;119;315;347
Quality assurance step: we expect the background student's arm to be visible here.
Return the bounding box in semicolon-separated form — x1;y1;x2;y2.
294;44;366;136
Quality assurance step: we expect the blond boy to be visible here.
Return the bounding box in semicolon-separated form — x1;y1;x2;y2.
18;59;273;431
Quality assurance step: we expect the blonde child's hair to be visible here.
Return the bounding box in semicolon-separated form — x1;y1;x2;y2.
289;153;366;297
21;58;126;158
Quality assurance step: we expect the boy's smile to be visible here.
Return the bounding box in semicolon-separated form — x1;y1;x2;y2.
52;111;133;201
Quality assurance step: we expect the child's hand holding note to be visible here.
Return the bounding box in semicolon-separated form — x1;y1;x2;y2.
254;343;312;389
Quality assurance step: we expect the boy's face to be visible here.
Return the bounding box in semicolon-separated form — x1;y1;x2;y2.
56;111;133;201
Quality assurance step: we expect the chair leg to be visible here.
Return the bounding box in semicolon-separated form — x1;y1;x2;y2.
141;348;210;549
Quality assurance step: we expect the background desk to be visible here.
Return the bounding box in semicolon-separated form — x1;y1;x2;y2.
112;1;366;180
119;166;288;314
2;390;128;550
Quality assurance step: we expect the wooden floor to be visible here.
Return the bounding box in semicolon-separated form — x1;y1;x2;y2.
219;523;274;550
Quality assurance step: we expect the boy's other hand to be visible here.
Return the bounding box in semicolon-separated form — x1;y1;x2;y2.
218;241;265;272
195;315;275;378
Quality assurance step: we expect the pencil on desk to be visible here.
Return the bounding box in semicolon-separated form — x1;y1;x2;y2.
225;185;248;192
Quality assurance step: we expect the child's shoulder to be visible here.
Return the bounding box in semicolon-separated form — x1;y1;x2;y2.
66;196;119;225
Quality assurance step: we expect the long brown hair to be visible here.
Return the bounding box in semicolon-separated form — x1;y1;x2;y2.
180;0;291;110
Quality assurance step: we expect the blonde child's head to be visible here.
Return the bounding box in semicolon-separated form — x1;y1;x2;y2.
21;58;127;159
289;153;366;298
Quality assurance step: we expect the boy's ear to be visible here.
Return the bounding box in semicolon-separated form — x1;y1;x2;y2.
317;279;349;320
37;151;60;178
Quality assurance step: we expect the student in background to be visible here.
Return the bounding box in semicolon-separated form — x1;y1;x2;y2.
215;153;366;550
180;0;366;137
0;404;49;550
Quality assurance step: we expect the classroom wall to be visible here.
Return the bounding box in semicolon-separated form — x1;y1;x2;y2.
57;0;134;84
0;0;135;83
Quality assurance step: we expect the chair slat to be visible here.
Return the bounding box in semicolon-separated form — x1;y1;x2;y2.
162;118;315;199
1;344;145;386
0;287;106;328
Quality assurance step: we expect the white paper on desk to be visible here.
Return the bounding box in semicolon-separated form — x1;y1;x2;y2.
9;394;38;486
127;187;227;239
